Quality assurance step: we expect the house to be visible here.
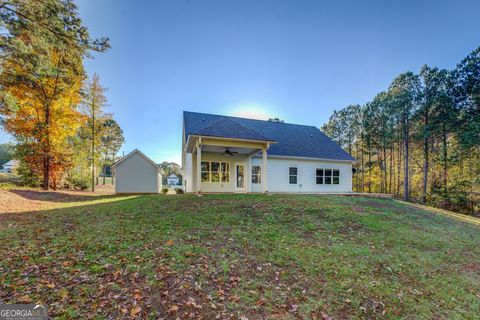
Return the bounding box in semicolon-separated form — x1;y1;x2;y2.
182;111;355;194
1;159;19;173
112;149;163;194
166;173;180;186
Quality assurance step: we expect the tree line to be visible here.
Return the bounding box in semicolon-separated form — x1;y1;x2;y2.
322;47;480;216
0;0;124;190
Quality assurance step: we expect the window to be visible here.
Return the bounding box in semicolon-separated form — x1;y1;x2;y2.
289;167;297;184
201;162;210;182
333;169;340;184
316;169;324;184
316;168;340;185
252;165;261;184
201;161;230;183
211;162;220;182
221;162;230;182
325;169;332;184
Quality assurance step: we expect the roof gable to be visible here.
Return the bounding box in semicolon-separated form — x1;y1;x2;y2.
194;118;274;142
3;160;18;166
112;149;163;173
183;111;355;161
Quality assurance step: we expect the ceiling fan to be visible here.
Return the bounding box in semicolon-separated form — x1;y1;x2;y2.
222;147;238;156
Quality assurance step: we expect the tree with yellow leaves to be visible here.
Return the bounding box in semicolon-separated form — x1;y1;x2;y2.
0;0;109;189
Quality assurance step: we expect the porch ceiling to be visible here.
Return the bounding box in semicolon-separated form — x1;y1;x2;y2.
201;145;259;155
186;135;272;153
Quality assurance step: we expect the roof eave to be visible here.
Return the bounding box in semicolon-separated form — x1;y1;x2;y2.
256;154;356;163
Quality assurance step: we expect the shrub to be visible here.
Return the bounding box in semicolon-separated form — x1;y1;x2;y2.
175;188;184;194
161;188;168;194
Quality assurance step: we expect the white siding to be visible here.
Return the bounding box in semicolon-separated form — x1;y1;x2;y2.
250;157;352;193
184;152;353;193
184;153;193;192
115;152;160;193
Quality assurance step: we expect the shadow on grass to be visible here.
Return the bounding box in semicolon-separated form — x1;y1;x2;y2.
9;188;118;203
0;194;145;226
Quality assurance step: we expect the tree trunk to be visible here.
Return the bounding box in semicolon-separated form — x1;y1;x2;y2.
111;152;115;185
43;102;51;190
442;123;448;202
379;149;383;193
397;125;402;197
383;143;387;193
360;135;365;193
43;156;50;190
368;150;372;193
389;144;393;194
102;152;107;185
403;117;409;201
422;112;429;204
91;100;96;192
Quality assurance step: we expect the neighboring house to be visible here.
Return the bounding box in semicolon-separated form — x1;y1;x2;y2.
1;159;19;173
166;173;180;186
182;111;355;193
112;149;163;194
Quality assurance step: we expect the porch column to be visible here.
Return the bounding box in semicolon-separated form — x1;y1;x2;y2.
262;148;268;193
196;143;202;194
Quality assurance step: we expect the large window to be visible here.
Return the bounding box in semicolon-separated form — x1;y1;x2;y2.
201;161;230;183
316;168;340;185
289;167;298;184
252;165;261;184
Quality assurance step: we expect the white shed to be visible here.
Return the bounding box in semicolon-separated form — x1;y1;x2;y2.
1;159;18;173
112;149;163;194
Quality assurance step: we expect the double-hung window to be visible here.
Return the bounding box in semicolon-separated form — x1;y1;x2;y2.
252;165;261;184
201;161;230;183
316;169;324;184
289;167;298;184
316;168;340;185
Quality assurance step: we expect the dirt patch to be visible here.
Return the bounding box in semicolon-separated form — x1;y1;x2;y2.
463;262;480;273
0;189;46;213
358;200;396;209
351;206;366;214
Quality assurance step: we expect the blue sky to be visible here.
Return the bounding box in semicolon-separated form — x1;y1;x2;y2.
1;0;479;164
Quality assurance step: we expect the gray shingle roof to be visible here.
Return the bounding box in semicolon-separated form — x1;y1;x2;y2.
196;118;274;142
183;111;355;161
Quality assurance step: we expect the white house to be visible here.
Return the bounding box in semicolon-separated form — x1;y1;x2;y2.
181;111;355;194
166;173;180;186
112;149;163;194
1;159;18;173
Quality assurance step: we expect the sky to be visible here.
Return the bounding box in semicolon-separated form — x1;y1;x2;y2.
1;0;480;164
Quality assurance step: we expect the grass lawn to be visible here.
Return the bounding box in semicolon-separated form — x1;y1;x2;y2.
0;194;479;319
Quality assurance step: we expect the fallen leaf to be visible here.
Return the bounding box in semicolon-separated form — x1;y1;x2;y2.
130;306;141;317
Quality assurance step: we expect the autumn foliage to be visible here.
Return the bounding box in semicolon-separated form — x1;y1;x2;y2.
0;0;110;189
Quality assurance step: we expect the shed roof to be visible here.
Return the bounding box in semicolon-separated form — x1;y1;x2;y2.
112;149;163;173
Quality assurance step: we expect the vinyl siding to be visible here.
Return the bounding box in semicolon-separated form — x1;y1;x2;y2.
115;153;160;193
184;153;352;193
250;157;352;193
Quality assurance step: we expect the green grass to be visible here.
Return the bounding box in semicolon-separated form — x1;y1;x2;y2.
1;194;479;319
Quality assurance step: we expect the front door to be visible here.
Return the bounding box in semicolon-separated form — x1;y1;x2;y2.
235;163;246;193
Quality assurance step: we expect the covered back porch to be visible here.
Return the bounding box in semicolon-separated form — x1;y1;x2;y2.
185;135;271;193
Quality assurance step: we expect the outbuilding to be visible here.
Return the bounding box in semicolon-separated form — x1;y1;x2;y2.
166;173;180;186
112;149;163;194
